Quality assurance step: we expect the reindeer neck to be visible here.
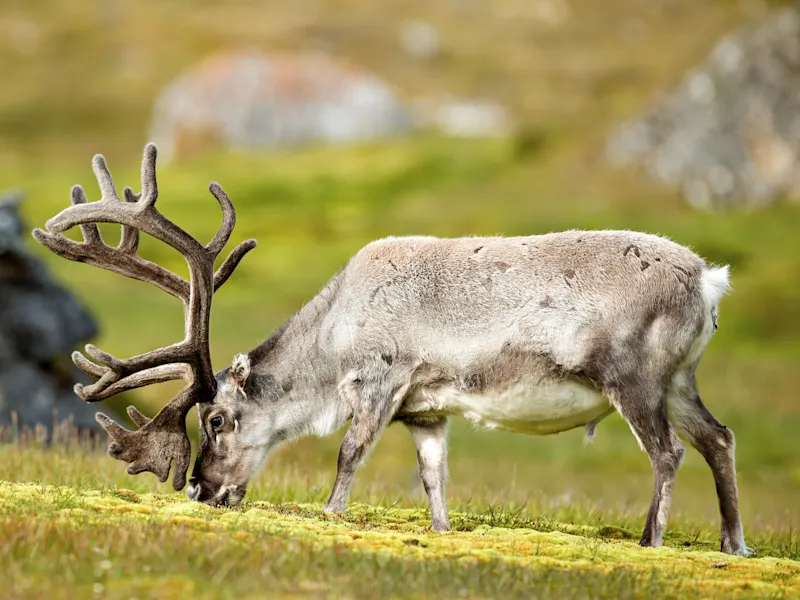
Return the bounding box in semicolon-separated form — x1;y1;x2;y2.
245;273;351;439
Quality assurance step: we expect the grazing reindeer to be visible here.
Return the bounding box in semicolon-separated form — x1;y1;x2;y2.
34;144;752;556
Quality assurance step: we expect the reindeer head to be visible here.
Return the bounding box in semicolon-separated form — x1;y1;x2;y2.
34;144;257;495
187;353;262;506
188;341;316;507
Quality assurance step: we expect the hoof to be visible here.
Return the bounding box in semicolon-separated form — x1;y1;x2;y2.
726;545;755;557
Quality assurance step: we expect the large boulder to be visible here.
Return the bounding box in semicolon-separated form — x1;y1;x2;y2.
0;192;100;431
149;50;412;161
606;8;800;210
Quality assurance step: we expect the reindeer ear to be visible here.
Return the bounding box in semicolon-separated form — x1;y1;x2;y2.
228;353;251;390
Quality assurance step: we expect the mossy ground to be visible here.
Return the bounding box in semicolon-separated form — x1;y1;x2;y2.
1;479;798;600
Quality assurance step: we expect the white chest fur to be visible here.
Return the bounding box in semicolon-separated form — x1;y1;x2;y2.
404;380;611;435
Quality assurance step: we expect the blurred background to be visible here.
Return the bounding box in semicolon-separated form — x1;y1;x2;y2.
0;0;797;535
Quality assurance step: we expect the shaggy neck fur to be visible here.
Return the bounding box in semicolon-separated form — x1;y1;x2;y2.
243;271;351;442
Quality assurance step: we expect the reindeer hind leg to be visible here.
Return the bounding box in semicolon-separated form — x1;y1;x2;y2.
667;370;751;556
608;382;685;548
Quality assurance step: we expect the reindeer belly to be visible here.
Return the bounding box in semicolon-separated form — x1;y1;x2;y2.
405;380;611;435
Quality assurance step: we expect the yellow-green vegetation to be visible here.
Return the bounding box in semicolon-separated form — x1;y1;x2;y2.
1;478;798;599
1;0;799;598
1;438;799;599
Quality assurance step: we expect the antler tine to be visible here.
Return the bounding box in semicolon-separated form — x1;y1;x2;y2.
123;186;141;202
71;185;104;245
119;187;141;253
139;143;158;208
204;180;258;290
92;154;122;203
214;239;257;291
206;182;237;255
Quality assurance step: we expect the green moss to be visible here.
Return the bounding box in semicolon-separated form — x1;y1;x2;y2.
107;488;141;503
1;481;797;599
597;525;637;540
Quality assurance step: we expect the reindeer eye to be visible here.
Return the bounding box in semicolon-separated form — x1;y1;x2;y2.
209;415;224;430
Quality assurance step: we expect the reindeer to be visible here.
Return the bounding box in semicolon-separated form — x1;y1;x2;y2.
34;144;752;556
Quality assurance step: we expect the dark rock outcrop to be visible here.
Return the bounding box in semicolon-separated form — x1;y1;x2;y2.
0;192;99;431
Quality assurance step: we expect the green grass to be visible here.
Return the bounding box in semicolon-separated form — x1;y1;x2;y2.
1;453;798;600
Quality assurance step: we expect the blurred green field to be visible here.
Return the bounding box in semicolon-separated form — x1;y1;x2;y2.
2;133;798;598
7;134;799;526
1;0;799;598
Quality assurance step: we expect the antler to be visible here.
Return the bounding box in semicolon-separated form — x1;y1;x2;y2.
32;144;257;490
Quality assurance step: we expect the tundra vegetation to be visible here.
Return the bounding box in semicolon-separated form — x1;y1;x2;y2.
1;0;799;598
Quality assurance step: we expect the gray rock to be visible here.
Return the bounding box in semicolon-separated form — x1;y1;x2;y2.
606;8;800;210
0;192;100;431
412;96;513;138
149;50;413;161
0;331;14;364
0;191;24;255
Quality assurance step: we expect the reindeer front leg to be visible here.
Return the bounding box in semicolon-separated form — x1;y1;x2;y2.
324;361;410;515
324;424;373;514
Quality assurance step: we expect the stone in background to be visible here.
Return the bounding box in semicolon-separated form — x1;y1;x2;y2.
607;8;800;210
0;192;99;431
148;50;413;161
